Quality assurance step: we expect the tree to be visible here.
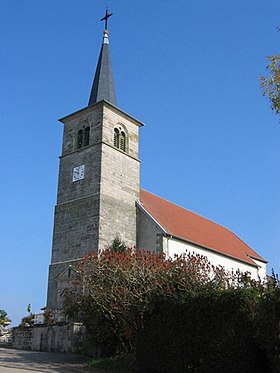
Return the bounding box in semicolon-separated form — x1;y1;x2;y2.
27;303;31;314
0;310;11;326
109;236;128;253
260;54;280;117
260;27;280;118
19;304;34;328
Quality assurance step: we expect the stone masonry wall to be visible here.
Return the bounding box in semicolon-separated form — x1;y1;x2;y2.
98;104;141;250
47;101;143;308
47;104;104;308
12;323;96;355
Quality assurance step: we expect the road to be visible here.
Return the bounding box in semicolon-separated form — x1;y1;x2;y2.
0;348;102;373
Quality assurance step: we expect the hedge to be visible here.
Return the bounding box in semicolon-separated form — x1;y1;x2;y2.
137;288;278;373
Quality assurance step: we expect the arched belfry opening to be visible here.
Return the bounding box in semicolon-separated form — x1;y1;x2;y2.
76;127;90;149
113;125;127;152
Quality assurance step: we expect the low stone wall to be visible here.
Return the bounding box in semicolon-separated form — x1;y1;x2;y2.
13;328;33;350
12;322;97;356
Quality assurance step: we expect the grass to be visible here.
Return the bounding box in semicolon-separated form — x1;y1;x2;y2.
87;354;137;373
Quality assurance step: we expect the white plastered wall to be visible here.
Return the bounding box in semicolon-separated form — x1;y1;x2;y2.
164;236;267;281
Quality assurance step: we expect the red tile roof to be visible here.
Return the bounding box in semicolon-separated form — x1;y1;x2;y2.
139;189;266;267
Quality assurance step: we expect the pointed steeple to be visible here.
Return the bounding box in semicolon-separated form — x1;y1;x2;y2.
88;8;117;106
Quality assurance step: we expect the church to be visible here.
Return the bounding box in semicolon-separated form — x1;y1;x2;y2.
47;10;267;310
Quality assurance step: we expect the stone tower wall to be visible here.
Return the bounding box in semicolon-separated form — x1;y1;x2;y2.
50;105;104;264
47;101;142;309
48;104;103;308
98;105;140;250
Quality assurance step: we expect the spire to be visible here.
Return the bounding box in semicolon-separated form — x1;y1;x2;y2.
88;6;117;106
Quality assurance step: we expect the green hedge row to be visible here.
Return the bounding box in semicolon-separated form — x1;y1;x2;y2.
136;288;280;373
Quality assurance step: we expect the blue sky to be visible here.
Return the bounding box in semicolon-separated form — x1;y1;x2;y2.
1;1;280;325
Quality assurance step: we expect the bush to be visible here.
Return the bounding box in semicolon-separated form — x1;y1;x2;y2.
63;249;233;355
63;248;279;371
255;286;280;373
136;289;272;373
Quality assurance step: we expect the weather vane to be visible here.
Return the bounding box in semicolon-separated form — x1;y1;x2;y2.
101;5;113;31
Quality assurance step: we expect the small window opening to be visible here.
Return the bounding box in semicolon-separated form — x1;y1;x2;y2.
114;126;127;152
77;127;90;149
114;128;120;148
77;130;83;149
120;131;126;151
84;127;90;146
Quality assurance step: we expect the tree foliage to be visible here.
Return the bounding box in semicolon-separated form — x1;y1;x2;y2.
109;236;128;253
63;249;280;370
0;310;11;325
260;54;280;117
63;249;258;355
137;288;276;373
27;303;31;314
254;285;280;372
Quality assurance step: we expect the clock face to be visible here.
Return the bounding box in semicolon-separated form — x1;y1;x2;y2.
72;165;85;182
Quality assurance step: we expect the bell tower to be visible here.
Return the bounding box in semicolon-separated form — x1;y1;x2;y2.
47;9;144;309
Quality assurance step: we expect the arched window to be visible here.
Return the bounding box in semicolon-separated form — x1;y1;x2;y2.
114;128;120;148
120;131;126;152
114;126;127;152
77;127;90;149
84;127;90;146
77;130;83;149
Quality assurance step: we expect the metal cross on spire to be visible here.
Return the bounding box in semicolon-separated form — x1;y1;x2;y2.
101;5;113;30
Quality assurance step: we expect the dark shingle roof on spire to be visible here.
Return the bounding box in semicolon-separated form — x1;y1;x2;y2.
88;30;117;106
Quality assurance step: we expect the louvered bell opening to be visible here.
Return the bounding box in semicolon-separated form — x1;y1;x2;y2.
114;128;120;148
84;127;90;146
120;131;126;152
77;130;83;149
